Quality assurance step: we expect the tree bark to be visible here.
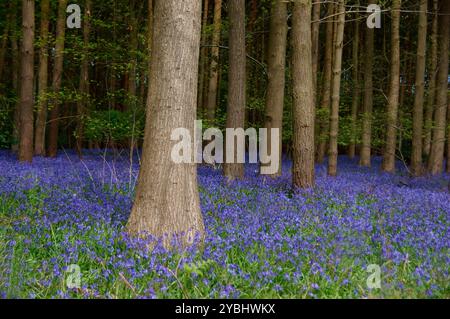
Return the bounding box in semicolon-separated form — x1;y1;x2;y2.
223;0;246;181
428;0;450;175
47;0;67;158
382;0;401;173
410;0;427;176
34;0;50;156
359;0;376;167
205;0;222;121
76;0;92;156
327;0;345;177
423;0;438;158
260;0;287;177
316;2;334;163
292;0;315;188
311;0;321;107
127;0;205;247
18;0;35;163
349;15;360;159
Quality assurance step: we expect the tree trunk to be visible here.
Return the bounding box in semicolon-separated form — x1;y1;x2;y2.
428;0;450;175
260;0;287;177
197;0;209;112
76;0;92;157
47;0;67;158
10;0;20;153
349;16;360;159
327;0;345;177
34;0;50;156
311;0;321;106
18;0;35;163
316;2;334;163
223;0;246;181
127;0;204;247
127;0;139;108
205;0;222;121
381;0;401;173
292;0;315;188
423;0;438;158
410;0;427;176
359;0;375;167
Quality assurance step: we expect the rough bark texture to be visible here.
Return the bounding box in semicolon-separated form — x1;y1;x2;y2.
47;0;67;158
127;0;205;247
292;0;315;189
359;0;375;167
34;0;50;156
76;0;92;156
382;0;402;173
317;2;334;163
423;0;438;158
349;16;360;159
223;0;246;181
428;0;450;175
260;0;287;177
205;0;222;121
410;0;427;176
327;0;345;177
18;0;35;163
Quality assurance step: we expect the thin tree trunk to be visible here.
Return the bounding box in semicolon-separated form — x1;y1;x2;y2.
34;0;50;156
428;0;450;175
127;0;205;248
197;0;209;112
223;0;246;181
349;16;360;159
359;0;375;167
18;0;35;163
205;0;222;121
327;0;345;177
47;0;67;158
410;0;427;176
76;0;91;157
10;0;20;153
382;0;401;173
316;2;334;163
260;0;287;177
311;0;321;106
292;0;315;188
423;0;438;158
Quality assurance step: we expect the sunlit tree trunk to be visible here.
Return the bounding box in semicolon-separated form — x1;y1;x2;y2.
292;0;315;188
260;0;287;177
410;0;427;176
34;0;50;156
205;0;222;121
18;0;35;163
127;0;205;247
428;0;450;175
47;0;67;158
223;0;246;181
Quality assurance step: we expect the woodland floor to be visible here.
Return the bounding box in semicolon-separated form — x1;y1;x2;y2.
0;150;448;298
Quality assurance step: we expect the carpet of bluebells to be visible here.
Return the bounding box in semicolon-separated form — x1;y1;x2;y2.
0;150;448;299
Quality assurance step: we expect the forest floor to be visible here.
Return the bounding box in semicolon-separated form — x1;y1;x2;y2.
0;150;448;298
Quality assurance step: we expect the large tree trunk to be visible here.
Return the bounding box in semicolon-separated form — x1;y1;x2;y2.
292;0;315;188
423;0;438;158
382;0;401;173
260;0;287;177
34;0;50;156
197;0;208;112
327;0;345;177
18;0;35;163
359;0;376;167
223;0;246;181
47;0;67;158
127;0;204;247
428;0;450;175
205;0;222;121
348;15;360;159
316;2;334;163
410;0;427;176
76;0;92;157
